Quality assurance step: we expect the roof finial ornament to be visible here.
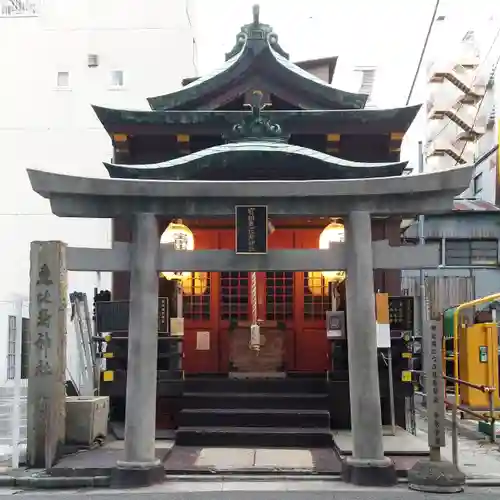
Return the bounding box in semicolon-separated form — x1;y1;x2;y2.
252;4;260;26
224;90;288;143
225;2;289;60
248;90;268;121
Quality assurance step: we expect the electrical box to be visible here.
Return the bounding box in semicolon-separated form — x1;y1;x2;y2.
326;311;346;339
459;322;500;409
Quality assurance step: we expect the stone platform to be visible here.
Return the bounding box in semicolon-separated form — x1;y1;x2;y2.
45;428;431;480
163;446;341;475
333;427;430;456
48;440;174;477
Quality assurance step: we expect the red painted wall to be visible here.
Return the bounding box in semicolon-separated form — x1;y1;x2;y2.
183;227;330;374
110;218;401;375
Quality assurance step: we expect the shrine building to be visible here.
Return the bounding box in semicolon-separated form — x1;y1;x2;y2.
93;9;419;433
27;4;472;487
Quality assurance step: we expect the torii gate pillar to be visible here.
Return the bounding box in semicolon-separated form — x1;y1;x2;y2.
111;213;165;487
342;211;397;485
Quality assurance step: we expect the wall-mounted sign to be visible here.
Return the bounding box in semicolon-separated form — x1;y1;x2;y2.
170;317;184;337
95;297;169;334
235;205;268;254
196;331;210;351
158;297;169;334
479;346;488;363
389;296;414;332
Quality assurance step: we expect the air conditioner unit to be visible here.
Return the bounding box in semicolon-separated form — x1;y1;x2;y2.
88;54;99;68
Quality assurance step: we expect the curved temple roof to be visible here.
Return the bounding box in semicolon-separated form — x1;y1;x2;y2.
147;6;367;111
92;104;421;136
103;141;408;181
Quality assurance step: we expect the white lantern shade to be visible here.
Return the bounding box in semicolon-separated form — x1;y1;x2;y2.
319;221;346;283
160;220;194;280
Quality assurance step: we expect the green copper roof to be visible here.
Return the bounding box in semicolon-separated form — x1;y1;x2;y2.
147;6;367;111
92;104;421;136
104;140;407;181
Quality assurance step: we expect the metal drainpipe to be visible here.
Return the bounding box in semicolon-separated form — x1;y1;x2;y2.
417;143;428;392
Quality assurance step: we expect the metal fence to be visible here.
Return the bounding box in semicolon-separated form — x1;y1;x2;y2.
401;275;474;320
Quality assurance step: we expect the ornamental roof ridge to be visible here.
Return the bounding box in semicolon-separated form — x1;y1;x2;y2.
223;90;289;142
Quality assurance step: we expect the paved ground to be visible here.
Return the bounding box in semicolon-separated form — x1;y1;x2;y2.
415;412;500;480
1;484;500;498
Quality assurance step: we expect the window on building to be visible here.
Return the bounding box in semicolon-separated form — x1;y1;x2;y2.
473;172;483;194
1;0;39;17
110;70;124;88
444;239;498;266
56;71;70;88
7;316;29;380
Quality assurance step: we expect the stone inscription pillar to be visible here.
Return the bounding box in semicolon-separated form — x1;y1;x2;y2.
343;211;396;486
27;241;67;468
113;213;164;487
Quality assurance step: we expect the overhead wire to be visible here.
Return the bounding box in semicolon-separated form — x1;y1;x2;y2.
185;0;199;76
405;0;441;106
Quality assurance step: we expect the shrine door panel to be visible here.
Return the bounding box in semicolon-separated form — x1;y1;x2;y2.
183;229;220;374
218;229;296;372
294;229;330;372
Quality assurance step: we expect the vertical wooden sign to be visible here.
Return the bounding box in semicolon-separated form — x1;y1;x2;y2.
235;205;268;254
27;241;67;468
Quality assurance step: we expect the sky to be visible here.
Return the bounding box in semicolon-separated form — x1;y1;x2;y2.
190;0;499;107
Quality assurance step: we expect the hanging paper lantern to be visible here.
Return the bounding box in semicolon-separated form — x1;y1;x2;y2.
181;272;209;296
319;220;346;283
160;219;194;281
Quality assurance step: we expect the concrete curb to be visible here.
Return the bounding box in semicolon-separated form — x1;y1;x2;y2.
0;475;110;489
164;469;341;476
163;474;344;482
0;473;497;489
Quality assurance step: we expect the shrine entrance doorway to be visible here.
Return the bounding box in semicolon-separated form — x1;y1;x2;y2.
222;271;294;377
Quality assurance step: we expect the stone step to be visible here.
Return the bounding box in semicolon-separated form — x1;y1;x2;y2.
176;426;333;448
183;377;328;394
179;408;330;428
182;392;329;410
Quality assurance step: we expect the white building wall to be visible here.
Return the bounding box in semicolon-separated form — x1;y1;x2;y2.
0;0;198;299
0;0;198;373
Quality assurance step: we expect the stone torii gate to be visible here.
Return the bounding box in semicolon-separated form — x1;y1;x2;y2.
27;165;472;486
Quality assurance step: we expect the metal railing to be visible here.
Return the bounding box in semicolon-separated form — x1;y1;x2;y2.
448;293;500;464
413;370;496;466
443;374;496;465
